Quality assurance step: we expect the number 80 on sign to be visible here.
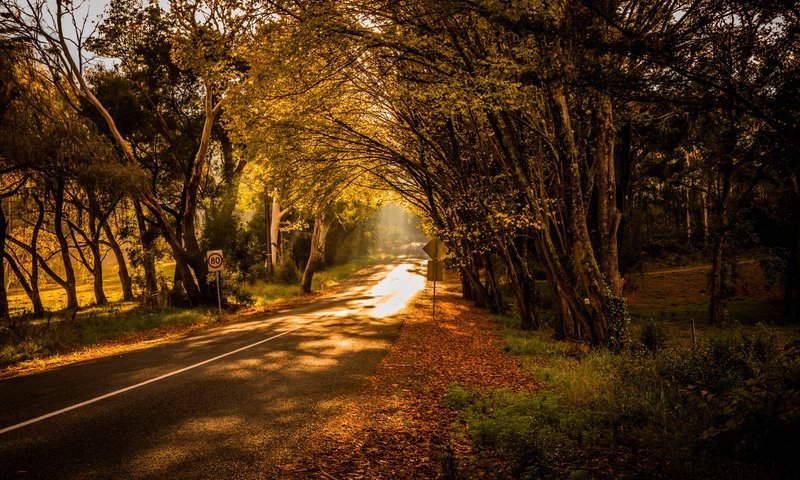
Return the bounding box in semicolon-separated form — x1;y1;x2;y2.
206;250;224;272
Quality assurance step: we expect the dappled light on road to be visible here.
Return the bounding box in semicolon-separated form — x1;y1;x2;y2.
0;259;429;479
363;263;426;318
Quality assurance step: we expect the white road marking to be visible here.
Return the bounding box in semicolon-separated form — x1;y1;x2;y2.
0;326;302;435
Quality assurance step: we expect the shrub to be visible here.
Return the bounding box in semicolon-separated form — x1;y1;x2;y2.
443;383;472;409
701;353;800;470
275;259;300;285
461;389;572;477
210;272;255;308
638;322;669;353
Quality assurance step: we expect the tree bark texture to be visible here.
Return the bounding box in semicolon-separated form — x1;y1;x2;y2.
0;201;8;319
301;213;331;293
103;221;134;301
134;200;159;307
53;180;78;310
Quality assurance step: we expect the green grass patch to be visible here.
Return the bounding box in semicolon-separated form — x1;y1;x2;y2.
447;317;800;479
242;282;302;307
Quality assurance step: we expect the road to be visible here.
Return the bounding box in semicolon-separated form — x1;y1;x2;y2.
0;260;426;479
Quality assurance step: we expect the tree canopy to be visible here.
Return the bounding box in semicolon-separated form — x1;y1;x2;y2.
0;0;797;343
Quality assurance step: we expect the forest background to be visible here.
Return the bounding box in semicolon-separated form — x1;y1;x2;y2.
0;1;799;476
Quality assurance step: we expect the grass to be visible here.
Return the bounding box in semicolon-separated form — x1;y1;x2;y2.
448;318;800;479
0;306;217;369
444;261;800;479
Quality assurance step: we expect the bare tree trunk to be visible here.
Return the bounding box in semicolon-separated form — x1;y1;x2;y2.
264;191;272;273
709;233;725;325
53;180;78;310
270;196;288;268
89;240;107;306
550;85;612;344
301;213;330;293
134;200;158;307
707;157;733;325
701;189;709;246
785;177;800;321
0;200;8;319
181;206;206;305
458;267;474;301
4;196;49;315
103;221;134;301
482;254;503;314
27;197;45;314
593;91;624;296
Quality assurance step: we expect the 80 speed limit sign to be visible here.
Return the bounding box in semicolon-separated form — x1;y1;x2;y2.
206;250;224;272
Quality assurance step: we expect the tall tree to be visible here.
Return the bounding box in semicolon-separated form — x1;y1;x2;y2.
1;0;257;305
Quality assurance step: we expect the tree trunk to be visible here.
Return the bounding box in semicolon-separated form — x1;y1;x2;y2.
794;231;800;322
709;233;725;325
103;221;134;301
593;91;624;296
270;196;287;268
482;254;503;314
458;267;474;301
4;196;48;316
499;243;538;330
785;178;800;321
0;200;8;319
301;213;330;293
134;200;159;307
84;198;108;306
53;181;78;310
264;192;272;273
28;198;45;315
181;206;207;305
464;264;491;309
701;189;709;246
550;85;614;344
89;240;107;306
707;155;733;325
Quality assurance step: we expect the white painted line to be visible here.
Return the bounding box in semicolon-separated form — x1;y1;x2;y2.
0;326;302;436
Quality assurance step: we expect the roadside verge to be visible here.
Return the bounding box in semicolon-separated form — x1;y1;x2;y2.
284;278;538;479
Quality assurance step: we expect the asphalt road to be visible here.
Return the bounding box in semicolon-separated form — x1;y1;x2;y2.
0;260;426;479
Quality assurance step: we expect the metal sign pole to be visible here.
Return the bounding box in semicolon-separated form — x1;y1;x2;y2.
423;238;447;323
432;243;437;321
216;270;222;320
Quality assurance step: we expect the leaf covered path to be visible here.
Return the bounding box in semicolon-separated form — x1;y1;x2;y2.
285;279;538;479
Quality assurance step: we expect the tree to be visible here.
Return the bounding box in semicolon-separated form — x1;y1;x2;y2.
1;0;257;305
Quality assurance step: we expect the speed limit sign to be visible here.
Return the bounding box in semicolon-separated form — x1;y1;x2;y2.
206;250;224;272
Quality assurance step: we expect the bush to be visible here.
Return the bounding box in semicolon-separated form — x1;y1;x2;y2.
464;389;571;478
443;383;472;409
701;352;800;469
638;322;670;353
275;261;300;285
210;272;255;308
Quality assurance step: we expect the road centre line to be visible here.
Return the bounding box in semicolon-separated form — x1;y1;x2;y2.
0;326;303;436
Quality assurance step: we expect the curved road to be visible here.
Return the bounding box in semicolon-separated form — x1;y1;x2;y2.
0;260;425;479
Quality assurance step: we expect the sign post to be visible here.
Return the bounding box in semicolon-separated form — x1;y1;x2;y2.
206;250;224;320
423;238;447;321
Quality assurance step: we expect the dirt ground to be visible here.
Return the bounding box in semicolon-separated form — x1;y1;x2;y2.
282;278;537;479
624;259;780;310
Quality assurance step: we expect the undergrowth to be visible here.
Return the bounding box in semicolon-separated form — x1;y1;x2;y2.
444;317;800;479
